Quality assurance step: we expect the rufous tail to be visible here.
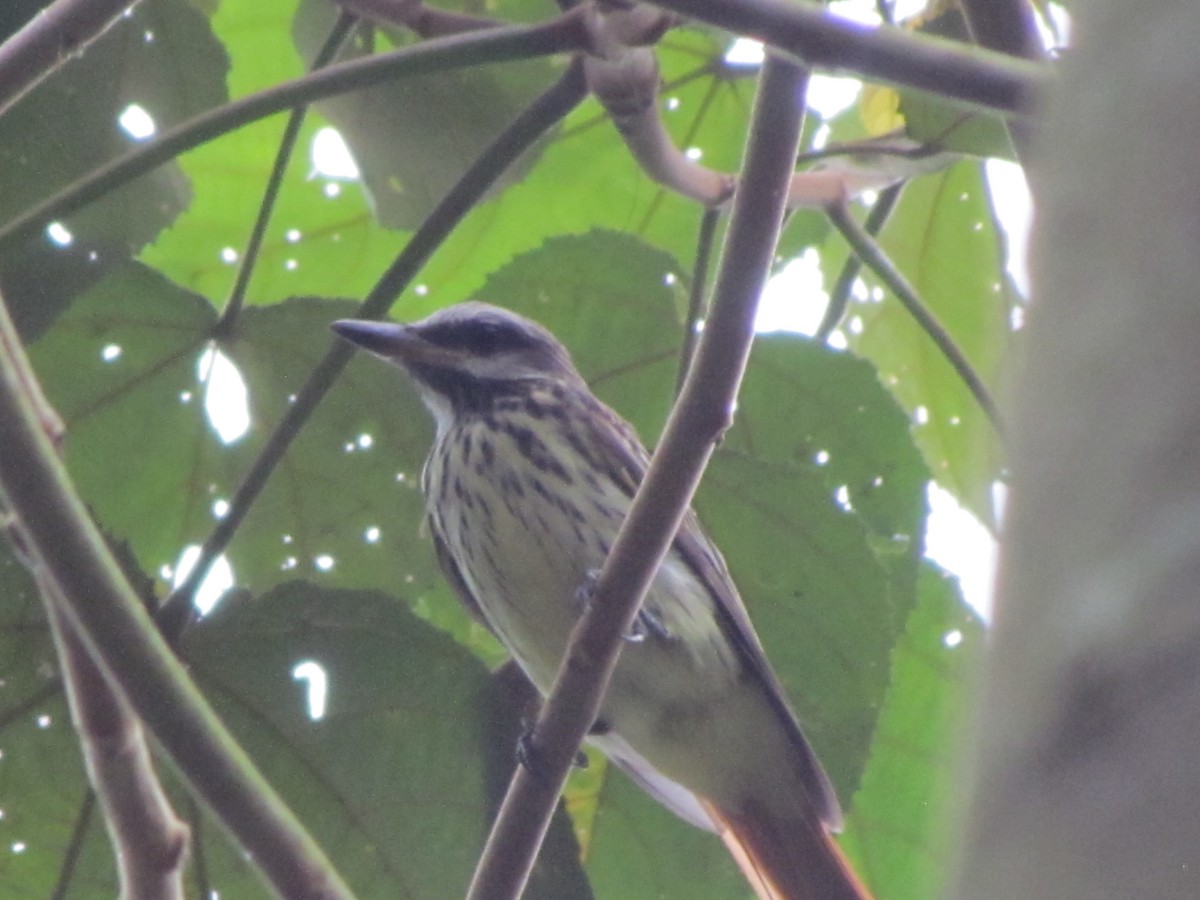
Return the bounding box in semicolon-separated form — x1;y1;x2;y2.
705;799;873;900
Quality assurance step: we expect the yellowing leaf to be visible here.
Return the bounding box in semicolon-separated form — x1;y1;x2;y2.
860;84;906;135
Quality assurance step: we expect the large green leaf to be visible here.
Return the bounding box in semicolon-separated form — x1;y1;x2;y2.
292;0;557;230
182;580;591;899
140;8;826;313
0;0;228;242
0;549;91;896
0;0;228;335
706;334;928;798
833;162;1013;528
27;264;446;609
839;563;984;900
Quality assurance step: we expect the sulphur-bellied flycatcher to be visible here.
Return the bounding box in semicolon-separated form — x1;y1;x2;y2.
332;303;871;900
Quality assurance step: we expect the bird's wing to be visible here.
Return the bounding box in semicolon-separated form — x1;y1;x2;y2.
581;394;843;830
430;519;499;637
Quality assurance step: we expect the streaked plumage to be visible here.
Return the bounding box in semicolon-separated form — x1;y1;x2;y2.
332;302;871;900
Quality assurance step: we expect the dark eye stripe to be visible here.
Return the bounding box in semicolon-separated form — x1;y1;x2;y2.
421;317;536;355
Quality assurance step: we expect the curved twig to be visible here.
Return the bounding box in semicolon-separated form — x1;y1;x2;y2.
827;200;1002;431
215;13;358;336
815;183;902;342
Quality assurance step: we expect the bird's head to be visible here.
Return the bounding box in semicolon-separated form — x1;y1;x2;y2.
332;302;584;423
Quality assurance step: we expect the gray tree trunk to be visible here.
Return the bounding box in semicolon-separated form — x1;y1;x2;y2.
950;1;1200;898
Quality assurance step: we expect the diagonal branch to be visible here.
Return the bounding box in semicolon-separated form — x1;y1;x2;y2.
676;206;721;394
815;183;902;342
959;0;1044;161
465;52;810;900
0;0;143;118
647;0;1047;115
0;294;183;899
827;200;1002;430
0;288;356;899
215;13;358;336
52;790;96;900
41;577;189;900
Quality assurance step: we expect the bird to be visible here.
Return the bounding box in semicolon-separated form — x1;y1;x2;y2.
331;302;872;900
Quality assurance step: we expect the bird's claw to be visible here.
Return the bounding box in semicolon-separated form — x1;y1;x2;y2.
573;568;601;606
625;607;672;643
516;728;588;779
574;569;672;643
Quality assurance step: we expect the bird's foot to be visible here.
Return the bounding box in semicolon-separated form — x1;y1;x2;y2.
516;727;588;779
574;569;673;643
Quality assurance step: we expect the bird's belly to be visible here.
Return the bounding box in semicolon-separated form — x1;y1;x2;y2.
429;422;751;798
440;456;740;714
435;447;605;691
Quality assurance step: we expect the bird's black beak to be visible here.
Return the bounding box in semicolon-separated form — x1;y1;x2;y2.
331;319;409;355
332;319;459;369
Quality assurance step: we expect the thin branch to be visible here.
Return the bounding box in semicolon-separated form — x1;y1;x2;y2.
189;797;213;900
827;200;1002;431
215;13;358;336
675;206;721;394
0;12;589;249
585;49;733;204
647;0;1047;115
960;0;1043;64
579;4;947;210
0;677;61;732
43;581;189;900
815;183;902;342
2;296;179;896
160;60;589;627
0;0;142;118
0;288;356;899
51;789;96;900
959;0;1044;161
465;54;810;900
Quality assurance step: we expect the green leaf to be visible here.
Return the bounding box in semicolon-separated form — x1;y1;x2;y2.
0;549;90;895
708;334;929;798
29;263;221;568
292;0;557;230
835;162;1012;528
182;580;591;899
140;18;826;314
26;265;442;604
585;771;749;899
895;8;1016;160
0;0;228;331
899;90;1015;161
839;563;984;900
